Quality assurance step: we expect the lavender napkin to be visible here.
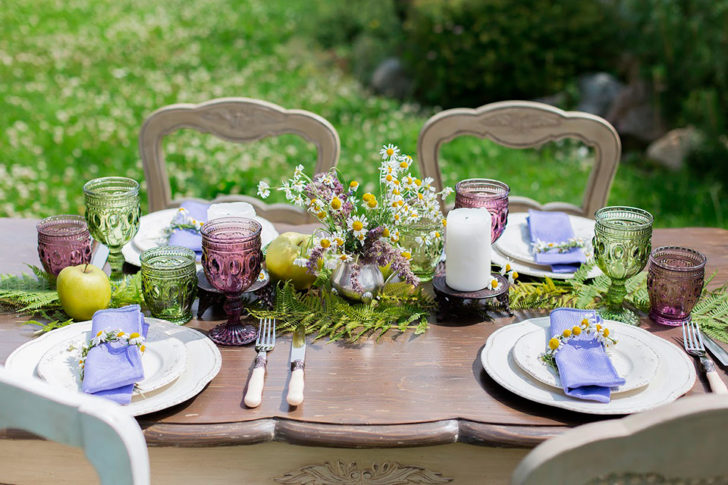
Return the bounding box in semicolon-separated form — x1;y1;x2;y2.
550;308;625;403
167;201;209;253
528;210;586;273
81;305;149;405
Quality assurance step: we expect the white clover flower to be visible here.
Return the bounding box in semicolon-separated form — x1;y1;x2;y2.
257;181;271;199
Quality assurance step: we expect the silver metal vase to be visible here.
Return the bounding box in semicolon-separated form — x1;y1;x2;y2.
331;261;384;303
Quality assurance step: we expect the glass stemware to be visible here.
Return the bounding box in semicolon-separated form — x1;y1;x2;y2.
36;215;93;276
593;206;653;325
83;177;141;284
454;178;510;242
647;246;706;326
140;246;198;324
201;217;262;346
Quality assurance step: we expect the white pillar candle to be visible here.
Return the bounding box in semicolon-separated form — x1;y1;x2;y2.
445;208;492;291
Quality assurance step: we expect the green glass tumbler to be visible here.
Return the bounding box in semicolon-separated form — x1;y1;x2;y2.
398;217;444;282
83;177;141;284
593;206;653;325
140;246;197;324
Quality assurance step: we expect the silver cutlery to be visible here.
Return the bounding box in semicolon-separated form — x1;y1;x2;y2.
244;318;276;408
702;333;728;367
286;324;306;406
682;319;728;394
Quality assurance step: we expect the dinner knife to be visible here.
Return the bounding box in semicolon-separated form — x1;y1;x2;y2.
703;333;728;367
286;325;306;406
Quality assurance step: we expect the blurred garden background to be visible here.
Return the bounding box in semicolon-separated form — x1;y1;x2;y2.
1;0;726;227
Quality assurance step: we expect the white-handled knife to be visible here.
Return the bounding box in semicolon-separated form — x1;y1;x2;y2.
286;325;306;406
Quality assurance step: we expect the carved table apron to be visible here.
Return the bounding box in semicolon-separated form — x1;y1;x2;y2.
1;219;727;484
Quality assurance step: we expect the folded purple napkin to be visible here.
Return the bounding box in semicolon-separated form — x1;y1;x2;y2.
168;201;209;253
550;308;625;403
81;305;149;405
528;210;586;273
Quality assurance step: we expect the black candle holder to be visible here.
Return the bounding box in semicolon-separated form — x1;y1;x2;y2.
432;273;510;321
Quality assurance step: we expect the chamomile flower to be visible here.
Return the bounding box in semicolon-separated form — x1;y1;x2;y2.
257;181;270;199
329;196;342;211
331;232;346;249
441;187;454;199
258;270;268;282
128;332;144;346
91;330;108;347
338;253;353;263
349;180;359;192
414;235;425;246
347;215;368;239
380;143;400;160
293;164;305;178
389;228;400;242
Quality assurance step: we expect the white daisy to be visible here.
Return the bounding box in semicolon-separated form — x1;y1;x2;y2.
347;214;368;239
293;164;305;178
257;181;270;199
379;143;400;160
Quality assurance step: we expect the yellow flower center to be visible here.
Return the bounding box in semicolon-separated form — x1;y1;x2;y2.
505;263;511;272
572;326;582;336
352;221;363;231
334;237;344;246
362;193;373;202
397;200;404;206
320;239;331;249
399;161;408;169
434;231;440;238
511;271;518;279
393;179;400;186
330;197;342;210
394;214;400;221
490;279;498;289
140;345;146;352
349;181;358;188
382;228;390;237
96;331;103;337
317;211;326;219
117;332;126;338
562;329;572;338
417;193;423;200
596;324;602;332
386;174;393;182
367;199;378;208
129;332;140;339
581;318;589;326
548;338;560;350
393;189;400;195
401;251;412;260
442;218;447;227
415;179;422;186
602;328;610;337
340;254;348;261
386;148;394;156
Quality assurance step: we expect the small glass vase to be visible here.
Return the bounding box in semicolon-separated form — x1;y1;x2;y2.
398;218;443;282
331;261;384;304
647;246;706;326
36;215;93;276
140;246;198;324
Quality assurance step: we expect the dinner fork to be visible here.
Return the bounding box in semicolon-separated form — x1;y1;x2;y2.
244;318;276;407
682;319;728;394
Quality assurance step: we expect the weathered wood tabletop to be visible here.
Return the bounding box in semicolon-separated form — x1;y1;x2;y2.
1;218;727;448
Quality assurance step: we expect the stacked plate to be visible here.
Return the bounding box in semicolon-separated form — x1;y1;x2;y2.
121;208;279;267
481;317;696;414
5;318;221;416
492;212;602;280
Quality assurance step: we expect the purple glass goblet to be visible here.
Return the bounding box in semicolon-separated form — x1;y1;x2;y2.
647;246;706;326
201;217;262;346
454;179;510;242
37;215;93;276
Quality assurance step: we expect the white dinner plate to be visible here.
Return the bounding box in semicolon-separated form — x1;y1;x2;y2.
512;326;659;394
122;208;279;267
495;212;595;265
481;317;695;415
37;325;187;394
5;318;221;416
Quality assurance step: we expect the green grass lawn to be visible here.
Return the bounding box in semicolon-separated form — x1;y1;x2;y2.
1;0;725;228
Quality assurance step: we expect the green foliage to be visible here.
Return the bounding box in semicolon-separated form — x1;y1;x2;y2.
110;273;145;309
694;277;728;343
400;0;620;107
249;281;435;342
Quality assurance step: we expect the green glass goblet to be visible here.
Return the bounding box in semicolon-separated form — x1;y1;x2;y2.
140;246;197;324
83;177;141;284
593;206;653;325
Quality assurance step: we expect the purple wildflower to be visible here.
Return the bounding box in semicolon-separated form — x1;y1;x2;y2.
306;246;326;275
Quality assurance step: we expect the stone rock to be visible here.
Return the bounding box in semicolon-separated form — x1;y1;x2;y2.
646;127;703;170
577;72;623;117
606;80;667;145
371;57;412;100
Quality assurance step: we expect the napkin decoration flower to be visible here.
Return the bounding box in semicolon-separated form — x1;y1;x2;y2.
257;145;453;292
532;237;587;254
77;329;146;379
541;316;617;370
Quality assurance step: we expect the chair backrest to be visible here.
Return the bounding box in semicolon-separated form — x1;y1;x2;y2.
417;100;621;217
0;365;150;485
140;97;341;224
512;394;728;485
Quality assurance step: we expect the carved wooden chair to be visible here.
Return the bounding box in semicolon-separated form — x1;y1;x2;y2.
0;365;150;484
417;100;621;217
511;394;728;485
140;98;341;224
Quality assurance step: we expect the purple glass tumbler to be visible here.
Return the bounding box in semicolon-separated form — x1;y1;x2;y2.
647;246;706;326
454;179;510;242
201;217;262;346
37;215;93;276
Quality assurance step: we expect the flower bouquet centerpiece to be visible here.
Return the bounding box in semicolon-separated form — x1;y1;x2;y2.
257;144;452;301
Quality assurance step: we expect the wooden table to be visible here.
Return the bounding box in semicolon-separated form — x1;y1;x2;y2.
1;218;727;484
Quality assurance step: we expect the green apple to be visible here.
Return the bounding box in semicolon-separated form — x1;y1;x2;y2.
265;232;316;290
57;264;112;320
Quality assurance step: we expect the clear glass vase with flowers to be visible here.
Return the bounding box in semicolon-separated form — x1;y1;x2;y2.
257;144;452;301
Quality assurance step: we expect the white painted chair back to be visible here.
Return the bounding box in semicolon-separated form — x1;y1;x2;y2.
512;394;728;485
417;100;621;217
0;365;150;485
140;97;341;224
